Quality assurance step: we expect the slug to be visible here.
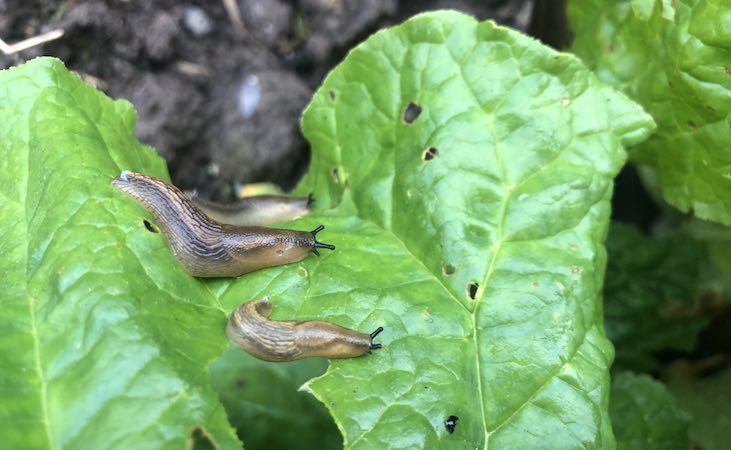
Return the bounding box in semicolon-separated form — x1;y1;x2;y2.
227;297;384;362
111;171;335;277
188;192;313;226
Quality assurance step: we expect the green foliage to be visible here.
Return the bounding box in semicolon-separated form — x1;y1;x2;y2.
682;218;731;295
0;58;240;449
668;367;731;450
569;0;731;225
604;222;706;371
210;350;339;450
1;10;658;450
610;371;690;449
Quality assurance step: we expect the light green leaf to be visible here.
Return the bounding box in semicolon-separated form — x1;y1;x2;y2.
668;366;731;450
0;58;241;450
610;372;690;450
569;0;731;225
210;349;340;450
277;10;650;448
604;222;706;371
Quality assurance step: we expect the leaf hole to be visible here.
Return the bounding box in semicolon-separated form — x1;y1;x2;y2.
467;282;479;300
423;147;439;161
143;220;158;233
328;90;336;100
402;102;422;124
442;263;456;275
332;168;340;183
687;120;697;129
707;105;716;113
445;415;459;434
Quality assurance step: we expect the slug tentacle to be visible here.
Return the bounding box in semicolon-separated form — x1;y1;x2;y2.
112;171;334;277
227;298;384;362
310;225;336;255
369;327;384;350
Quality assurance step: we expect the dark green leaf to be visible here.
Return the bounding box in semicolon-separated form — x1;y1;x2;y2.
668;366;731;450
610;371;690;450
210;349;340;450
604;222;706;371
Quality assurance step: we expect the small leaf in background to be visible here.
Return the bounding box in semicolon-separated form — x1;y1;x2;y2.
0;58;241;450
682;218;731;296
610;371;690;449
569;0;731;225
210;349;340;450
604;222;707;371
668;366;731;450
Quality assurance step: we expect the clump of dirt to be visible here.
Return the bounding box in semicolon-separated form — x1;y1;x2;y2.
0;0;538;199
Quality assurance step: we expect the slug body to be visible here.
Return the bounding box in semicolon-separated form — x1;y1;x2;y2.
189;193;313;226
112;171;334;277
227;297;383;362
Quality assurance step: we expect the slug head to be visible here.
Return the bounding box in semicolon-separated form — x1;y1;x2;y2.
309;225;335;256
222;225;335;273
111;170;144;200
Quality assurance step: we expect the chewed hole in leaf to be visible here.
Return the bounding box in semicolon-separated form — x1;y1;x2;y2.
143;219;158;233
188;426;217;450
402;102;422;124
332;168;340;183
423;147;439;161
328;90;336;100
468;282;479;300
444;415;459;434
442;263;456;275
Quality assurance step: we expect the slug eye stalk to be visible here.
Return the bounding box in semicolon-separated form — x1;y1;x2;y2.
310;225;336;255
369;326;384;350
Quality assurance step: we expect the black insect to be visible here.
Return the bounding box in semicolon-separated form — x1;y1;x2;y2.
444;415;459;434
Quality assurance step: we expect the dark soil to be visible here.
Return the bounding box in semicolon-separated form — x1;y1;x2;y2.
0;0;551;200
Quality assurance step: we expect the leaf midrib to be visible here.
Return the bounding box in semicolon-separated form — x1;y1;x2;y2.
25;109;55;449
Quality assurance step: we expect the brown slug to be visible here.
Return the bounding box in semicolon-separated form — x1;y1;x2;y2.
227;297;383;362
188;192;314;226
111;171;335;277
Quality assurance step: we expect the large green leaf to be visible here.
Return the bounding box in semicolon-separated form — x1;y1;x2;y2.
610;372;690;450
569;0;731;224
604;222;706;371
1;10;655;449
0;58;241;449
282;11;651;448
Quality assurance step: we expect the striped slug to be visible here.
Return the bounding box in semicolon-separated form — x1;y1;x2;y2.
111;171;335;277
188;192;313;226
227;297;383;361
